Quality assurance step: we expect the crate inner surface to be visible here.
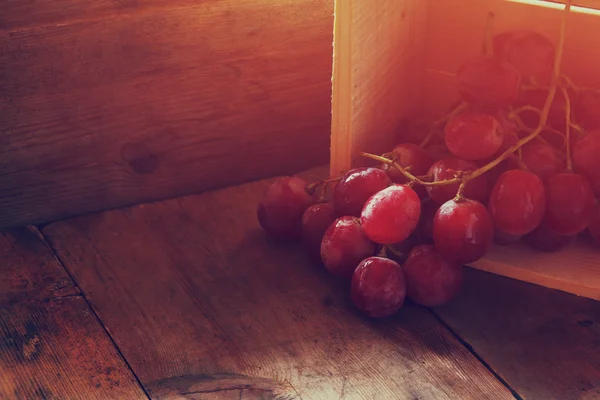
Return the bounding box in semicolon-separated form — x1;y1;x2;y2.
330;0;600;300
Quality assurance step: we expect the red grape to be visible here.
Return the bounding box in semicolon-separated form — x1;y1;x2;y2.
488;170;546;235
320;216;376;278
379;143;433;183
520;142;564;181
426;158;488;204
444;111;503;161
361;185;421;244
494;229;522;246
257;176;314;240
433;199;494;264
524;219;574;252
575;90;600;130
333;167;391;217
544;172;596;235
589;206;600;245
493;30;555;85
457;56;521;108
573;131;600;197
351;257;406;318
403;245;463;307
301;203;337;262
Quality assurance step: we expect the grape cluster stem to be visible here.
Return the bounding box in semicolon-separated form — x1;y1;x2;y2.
362;1;573;192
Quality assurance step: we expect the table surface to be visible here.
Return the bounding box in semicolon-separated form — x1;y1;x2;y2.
1;169;599;400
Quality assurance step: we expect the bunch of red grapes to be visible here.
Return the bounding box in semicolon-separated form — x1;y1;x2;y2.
257;27;600;319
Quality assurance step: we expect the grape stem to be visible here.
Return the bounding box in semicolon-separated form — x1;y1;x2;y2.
560;84;573;171
483;12;495;56
434;102;469;127
306;177;341;197
360;152;461;187
360;1;572;187
510;105;541;116
419;102;470;148
385;245;405;260
453;178;468;202
465;0;571;181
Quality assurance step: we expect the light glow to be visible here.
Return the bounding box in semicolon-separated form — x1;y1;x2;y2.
507;0;600;15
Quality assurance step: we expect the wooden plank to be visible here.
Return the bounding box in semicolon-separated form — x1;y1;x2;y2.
433;268;600;400
0;227;148;400
470;239;600;301
0;0;182;30
1;227;80;304
42;172;516;400
0;0;333;228
330;0;427;176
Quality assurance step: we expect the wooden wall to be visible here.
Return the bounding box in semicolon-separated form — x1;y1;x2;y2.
0;0;334;228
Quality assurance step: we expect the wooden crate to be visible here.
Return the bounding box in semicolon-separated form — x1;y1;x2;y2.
331;0;600;300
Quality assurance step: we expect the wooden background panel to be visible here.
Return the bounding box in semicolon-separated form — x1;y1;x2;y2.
0;0;334;229
42;173;515;400
0;0;184;30
421;0;600;116
434;268;600;400
0;227;148;400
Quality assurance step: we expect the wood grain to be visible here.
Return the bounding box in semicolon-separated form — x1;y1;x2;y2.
330;0;427;176
470;239;600;301
1;227;80;304
0;0;184;30
43;171;515;400
0;227;148;399
0;0;333;229
434;268;600;400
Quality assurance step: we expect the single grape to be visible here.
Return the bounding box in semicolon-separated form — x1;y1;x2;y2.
520;142;564;181
333;167;392;217
379;143;434;183
575;90;600;130
257;176;314;240
494;228;522;246
589;206;600;245
432;199;494;264
524;219;574;252
493;30;555;84
351;257;406;318
426;158;488;204
403;244;463;307
544;172;596;235
573;130;600;197
444;111;503;161
457;55;521;108
488;170;546;235
360;185;421;244
320;216;376;278
301;203;338;262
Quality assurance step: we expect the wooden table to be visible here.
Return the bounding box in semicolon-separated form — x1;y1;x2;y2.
1;170;599;400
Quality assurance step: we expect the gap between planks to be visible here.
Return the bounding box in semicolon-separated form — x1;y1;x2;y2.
34;166;524;400
36;227;153;400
